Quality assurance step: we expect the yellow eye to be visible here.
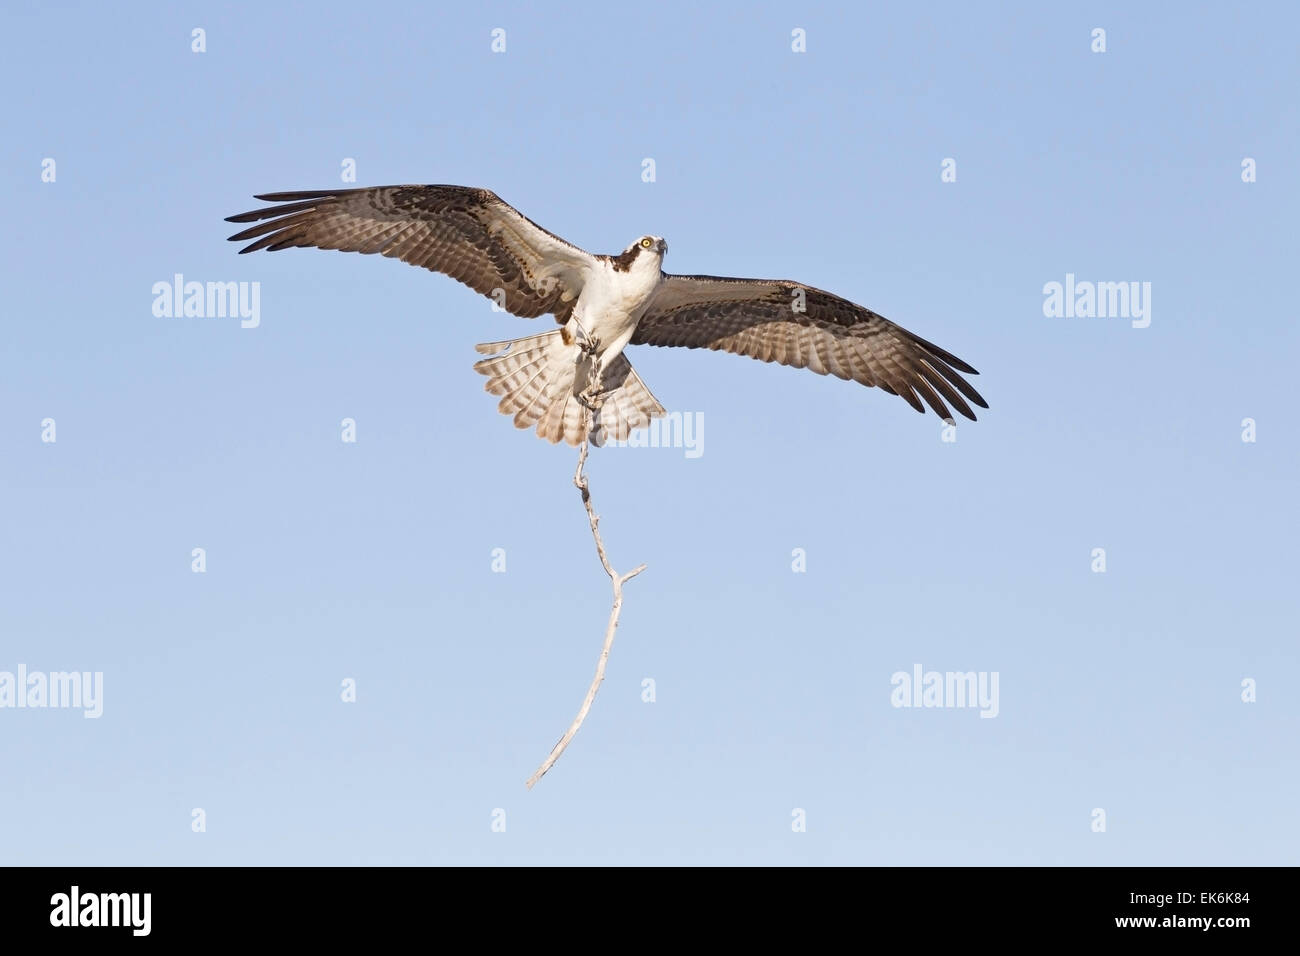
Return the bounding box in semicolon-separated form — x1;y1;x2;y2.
640;237;652;248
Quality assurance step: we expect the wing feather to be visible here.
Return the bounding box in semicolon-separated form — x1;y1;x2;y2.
226;185;592;319
634;274;988;423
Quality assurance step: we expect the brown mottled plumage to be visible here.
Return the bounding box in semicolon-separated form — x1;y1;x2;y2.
633;276;987;422
227;185;587;322
227;184;987;441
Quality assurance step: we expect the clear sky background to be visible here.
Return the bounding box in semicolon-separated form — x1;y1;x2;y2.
1;1;1296;865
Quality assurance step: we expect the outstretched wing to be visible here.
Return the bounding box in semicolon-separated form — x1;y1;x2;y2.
226;185;593;319
634;274;988;423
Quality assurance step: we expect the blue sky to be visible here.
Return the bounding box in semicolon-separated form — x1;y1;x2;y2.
1;1;1296;865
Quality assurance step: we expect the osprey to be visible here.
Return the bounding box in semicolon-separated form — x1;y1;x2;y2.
227;185;987;445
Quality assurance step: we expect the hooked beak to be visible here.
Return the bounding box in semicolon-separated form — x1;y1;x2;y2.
656;239;668;255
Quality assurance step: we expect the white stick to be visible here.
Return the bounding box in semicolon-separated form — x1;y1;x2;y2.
525;358;646;789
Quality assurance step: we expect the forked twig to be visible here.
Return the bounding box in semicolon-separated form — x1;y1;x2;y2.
525;357;646;789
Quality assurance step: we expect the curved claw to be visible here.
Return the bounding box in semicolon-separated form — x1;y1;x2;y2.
572;323;600;356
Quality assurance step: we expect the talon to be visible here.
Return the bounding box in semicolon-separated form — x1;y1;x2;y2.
572;326;599;356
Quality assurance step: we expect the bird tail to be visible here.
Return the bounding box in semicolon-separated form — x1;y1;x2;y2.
473;331;665;446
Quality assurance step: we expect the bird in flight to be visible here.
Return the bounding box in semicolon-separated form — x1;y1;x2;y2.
227;185;987;445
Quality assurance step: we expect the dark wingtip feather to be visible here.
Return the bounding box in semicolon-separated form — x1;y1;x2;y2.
897;386;925;415
225;190;347;226
905;330;981;376
959;379;990;410
928;347;979;376
254;190;339;201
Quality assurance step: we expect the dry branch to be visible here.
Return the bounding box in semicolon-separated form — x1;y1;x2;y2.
525;357;646;789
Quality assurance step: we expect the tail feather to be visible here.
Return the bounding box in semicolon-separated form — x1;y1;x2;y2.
510;369;552;428
497;356;552;418
597;362;663;439
536;384;582;445
473;331;666;446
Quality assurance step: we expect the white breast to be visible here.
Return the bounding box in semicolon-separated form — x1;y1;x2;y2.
573;255;663;355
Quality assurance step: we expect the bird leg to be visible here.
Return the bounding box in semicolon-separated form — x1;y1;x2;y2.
572;322;606;412
570;319;599;356
577;354;605;411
